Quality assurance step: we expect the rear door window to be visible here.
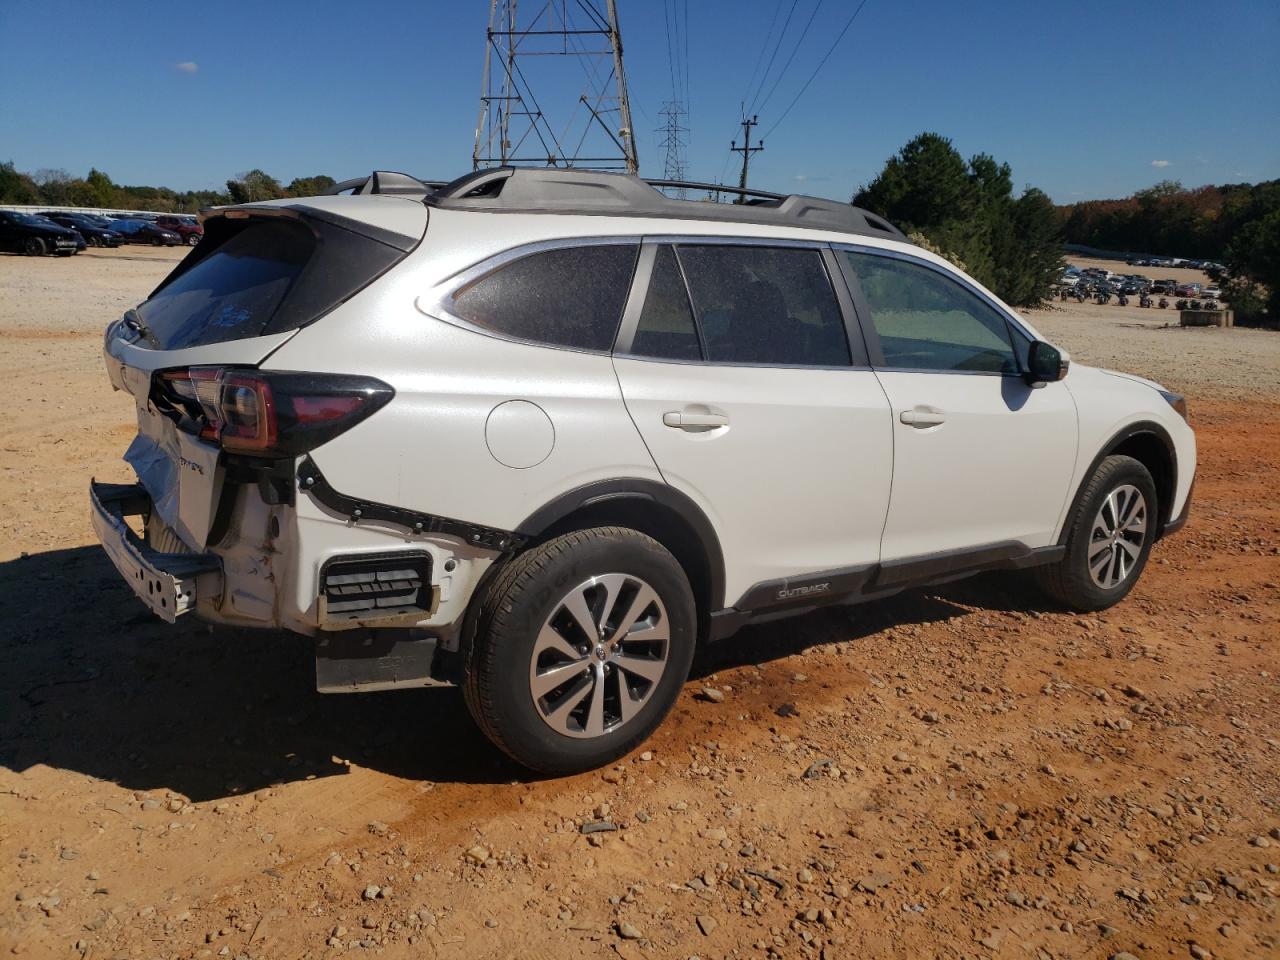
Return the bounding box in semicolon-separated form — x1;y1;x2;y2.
675;245;850;366
450;244;639;352
630;245;702;361
137;220;314;349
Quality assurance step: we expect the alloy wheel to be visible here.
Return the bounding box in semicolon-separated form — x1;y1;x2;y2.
529;573;669;739
1088;483;1147;589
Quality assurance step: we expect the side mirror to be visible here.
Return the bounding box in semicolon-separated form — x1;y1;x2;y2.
1025;340;1069;385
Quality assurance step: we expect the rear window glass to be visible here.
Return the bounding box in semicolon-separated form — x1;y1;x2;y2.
631;245;702;361
137;221;313;349
450;244;638;352
677;245;850;366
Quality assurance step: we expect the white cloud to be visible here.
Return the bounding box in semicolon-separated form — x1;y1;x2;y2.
175;61;199;74
1150;159;1170;168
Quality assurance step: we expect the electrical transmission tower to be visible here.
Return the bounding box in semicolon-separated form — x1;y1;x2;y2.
473;0;639;173
656;101;689;197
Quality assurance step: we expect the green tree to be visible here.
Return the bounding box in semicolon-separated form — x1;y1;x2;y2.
83;168;118;208
0;161;41;204
286;174;336;197
226;169;285;204
1225;208;1280;325
854;133;1062;306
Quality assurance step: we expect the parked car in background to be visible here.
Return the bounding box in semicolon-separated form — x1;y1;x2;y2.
109;219;182;246
39;212;124;248
155;215;203;245
1174;282;1201;297
1150;279;1176;295
1201;285;1221;300
0;210;80;255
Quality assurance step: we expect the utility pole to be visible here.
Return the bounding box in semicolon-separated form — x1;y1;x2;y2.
730;114;763;201
473;0;639;173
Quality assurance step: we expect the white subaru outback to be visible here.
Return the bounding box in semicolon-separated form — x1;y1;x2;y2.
92;168;1195;773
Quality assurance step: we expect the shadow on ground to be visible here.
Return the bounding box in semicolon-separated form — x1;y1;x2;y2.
0;546;1045;800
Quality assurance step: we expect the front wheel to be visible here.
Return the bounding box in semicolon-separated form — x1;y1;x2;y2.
463;527;696;774
1035;454;1158;611
24;237;46;256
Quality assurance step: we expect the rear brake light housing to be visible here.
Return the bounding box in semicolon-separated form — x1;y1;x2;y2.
154;367;393;458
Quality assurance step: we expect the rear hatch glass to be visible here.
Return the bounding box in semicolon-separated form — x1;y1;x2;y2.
125;205;422;352
137;220;313;349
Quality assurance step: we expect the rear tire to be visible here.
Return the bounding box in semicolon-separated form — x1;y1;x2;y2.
24;237;46;256
463;527;696;774
1035;455;1158;611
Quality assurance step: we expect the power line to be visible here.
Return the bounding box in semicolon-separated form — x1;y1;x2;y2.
762;0;872;140
746;0;800;117
754;0;823;116
740;0;785;113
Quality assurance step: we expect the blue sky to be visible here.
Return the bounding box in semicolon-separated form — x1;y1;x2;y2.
1;0;1277;203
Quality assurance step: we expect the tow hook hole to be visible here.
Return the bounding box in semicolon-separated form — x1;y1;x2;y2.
444;559;457;572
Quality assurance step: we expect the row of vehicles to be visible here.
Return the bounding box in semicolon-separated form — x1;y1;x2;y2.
1058;266;1221;301
1126;255;1225;272
0;209;202;256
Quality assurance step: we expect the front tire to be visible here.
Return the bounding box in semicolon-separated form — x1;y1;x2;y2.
24;237;46;256
463;527;696;774
1035;454;1158;611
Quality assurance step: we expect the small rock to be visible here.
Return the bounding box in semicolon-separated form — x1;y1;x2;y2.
1110;953;1141;960
464;846;489;864
700;687;725;704
921;710;940;723
1189;944;1211;959
484;918;498;929
616;921;642;940
775;703;799;718
1250;836;1271;848
695;915;716;936
638;751;653;762
59;849;80;861
1040;764;1057;777
362;885;381;901
368;821;390;837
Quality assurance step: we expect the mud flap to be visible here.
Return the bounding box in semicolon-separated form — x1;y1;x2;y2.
314;630;451;693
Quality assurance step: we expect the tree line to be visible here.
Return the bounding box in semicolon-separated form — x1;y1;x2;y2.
852;133;1064;308
0;162;335;213
1057;179;1279;324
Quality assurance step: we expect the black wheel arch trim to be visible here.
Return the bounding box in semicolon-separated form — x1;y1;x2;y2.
514;478;727;611
1058;420;1179;545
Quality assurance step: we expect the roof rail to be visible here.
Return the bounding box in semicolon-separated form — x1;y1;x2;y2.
426;167;906;241
324;172;446;199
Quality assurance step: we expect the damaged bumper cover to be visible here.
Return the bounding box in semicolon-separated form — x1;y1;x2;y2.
90;480;222;623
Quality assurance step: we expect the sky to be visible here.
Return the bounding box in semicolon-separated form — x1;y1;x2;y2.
1;0;1277;204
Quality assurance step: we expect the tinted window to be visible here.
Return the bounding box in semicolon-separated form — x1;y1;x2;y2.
451;244;638;352
845;252;1017;374
631;245;701;360
676;245;849;366
137;220;314;349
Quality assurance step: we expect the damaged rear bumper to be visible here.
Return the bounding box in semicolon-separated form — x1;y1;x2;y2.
90;480;222;623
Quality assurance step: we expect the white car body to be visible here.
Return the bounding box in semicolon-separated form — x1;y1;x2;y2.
92;168;1195;701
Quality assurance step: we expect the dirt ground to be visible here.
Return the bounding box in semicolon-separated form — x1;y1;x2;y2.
1;249;1278;960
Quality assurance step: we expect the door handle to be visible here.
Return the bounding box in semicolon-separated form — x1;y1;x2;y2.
899;408;946;428
663;410;729;430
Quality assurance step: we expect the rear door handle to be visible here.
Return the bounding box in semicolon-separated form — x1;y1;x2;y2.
663;411;729;430
899;408;946;428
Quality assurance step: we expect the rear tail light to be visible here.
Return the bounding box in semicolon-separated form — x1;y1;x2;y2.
155;367;392;457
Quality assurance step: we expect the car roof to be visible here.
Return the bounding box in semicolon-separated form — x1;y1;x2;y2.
320;167;908;245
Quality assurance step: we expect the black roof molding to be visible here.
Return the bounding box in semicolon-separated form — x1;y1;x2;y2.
324;171;447;200
425;167;906;241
